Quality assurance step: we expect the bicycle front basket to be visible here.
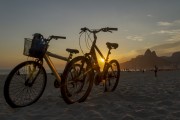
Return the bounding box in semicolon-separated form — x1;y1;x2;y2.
23;38;48;58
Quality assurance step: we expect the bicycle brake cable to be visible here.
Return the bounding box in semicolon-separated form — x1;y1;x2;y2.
79;32;85;55
85;32;92;50
79;31;93;55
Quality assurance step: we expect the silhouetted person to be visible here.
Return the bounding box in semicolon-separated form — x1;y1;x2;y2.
154;65;158;77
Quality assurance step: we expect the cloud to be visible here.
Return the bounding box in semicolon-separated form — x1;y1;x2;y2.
147;14;152;17
152;29;180;35
152;30;173;34
157;20;180;27
155;19;180;42
167;33;180;42
128;41;180;60
157;21;173;26
173;20;180;25
119;41;180;63
152;29;180;42
150;41;180;56
126;35;144;42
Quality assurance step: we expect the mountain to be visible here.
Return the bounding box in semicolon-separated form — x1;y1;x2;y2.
120;49;180;70
171;52;180;63
161;51;180;69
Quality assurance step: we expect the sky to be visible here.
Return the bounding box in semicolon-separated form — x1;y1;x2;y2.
0;0;180;70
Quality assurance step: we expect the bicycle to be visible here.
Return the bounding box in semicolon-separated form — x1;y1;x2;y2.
4;33;79;108
61;27;120;104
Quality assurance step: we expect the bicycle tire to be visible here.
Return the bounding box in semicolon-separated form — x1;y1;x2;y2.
104;60;120;92
61;56;93;104
4;61;47;108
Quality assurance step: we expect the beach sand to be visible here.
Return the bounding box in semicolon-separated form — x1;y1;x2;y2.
0;70;180;120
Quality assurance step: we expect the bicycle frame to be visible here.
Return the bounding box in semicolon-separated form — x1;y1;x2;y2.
43;51;69;83
87;33;111;73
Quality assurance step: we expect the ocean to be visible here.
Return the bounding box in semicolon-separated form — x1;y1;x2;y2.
0;69;63;75
0;69;11;75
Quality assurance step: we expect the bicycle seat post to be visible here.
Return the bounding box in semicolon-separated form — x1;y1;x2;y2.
67;53;73;62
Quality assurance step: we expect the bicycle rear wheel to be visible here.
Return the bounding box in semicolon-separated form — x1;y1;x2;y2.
4;61;47;108
61;56;93;104
104;60;120;92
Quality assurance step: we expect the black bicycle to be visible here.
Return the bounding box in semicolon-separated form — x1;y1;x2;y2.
61;27;120;104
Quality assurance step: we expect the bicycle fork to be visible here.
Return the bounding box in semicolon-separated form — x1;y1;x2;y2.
25;63;41;86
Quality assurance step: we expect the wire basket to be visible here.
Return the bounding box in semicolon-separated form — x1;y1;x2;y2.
23;38;48;58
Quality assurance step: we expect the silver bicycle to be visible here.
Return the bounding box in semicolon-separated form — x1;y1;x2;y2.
4;33;79;108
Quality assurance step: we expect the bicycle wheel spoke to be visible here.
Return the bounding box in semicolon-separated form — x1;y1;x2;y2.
4;61;47;107
61;56;93;104
105;60;120;92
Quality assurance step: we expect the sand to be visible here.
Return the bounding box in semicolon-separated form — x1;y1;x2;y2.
0;70;180;120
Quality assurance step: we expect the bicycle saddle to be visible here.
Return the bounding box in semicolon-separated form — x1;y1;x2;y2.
66;48;79;54
106;42;118;49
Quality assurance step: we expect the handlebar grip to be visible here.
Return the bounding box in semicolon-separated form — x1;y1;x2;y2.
51;35;66;40
57;36;66;39
108;27;118;31
80;27;87;31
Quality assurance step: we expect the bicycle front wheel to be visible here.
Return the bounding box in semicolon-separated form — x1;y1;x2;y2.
4;61;47;108
61;56;93;104
104;60;120;92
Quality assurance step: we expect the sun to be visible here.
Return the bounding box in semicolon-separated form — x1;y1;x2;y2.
100;58;105;63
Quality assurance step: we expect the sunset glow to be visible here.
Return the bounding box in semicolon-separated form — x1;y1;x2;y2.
100;58;105;63
0;0;180;70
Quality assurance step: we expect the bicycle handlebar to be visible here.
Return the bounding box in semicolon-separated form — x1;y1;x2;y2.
80;27;118;34
32;33;66;41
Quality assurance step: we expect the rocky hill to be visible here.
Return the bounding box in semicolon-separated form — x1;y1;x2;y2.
120;49;180;70
162;52;180;63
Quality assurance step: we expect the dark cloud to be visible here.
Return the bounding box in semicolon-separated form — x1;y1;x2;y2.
136;41;180;57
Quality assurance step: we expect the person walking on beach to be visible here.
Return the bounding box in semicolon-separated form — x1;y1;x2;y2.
154;65;158;77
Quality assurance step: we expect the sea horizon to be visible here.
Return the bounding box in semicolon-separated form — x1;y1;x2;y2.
0;69;64;75
0;69;11;75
